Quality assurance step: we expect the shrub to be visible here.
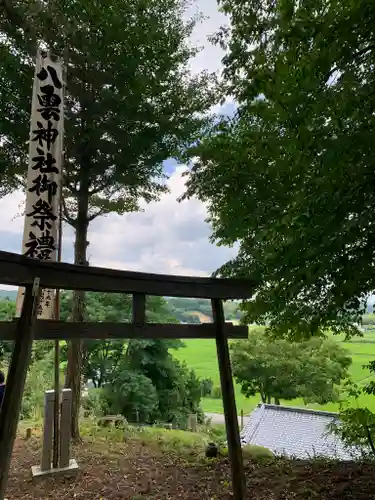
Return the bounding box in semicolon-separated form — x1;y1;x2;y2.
103;370;159;423
206;424;227;447
330;407;374;457
242;444;274;459
82;388;108;417
220;444;274;460
21;351;55;421
128;426;208;455
200;377;214;397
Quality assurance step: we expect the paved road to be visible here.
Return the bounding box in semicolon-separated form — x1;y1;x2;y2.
205;412;250;427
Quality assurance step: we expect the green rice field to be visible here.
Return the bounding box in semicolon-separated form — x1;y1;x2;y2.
172;329;375;415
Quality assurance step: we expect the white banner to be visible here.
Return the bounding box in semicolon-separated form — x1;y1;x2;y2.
16;51;64;319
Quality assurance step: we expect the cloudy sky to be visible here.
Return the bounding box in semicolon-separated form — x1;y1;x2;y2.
0;0;237;288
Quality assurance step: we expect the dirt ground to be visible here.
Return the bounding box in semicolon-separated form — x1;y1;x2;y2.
6;437;375;499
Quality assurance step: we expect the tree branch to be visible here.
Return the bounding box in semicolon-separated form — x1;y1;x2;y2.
63;174;78;194
89;179;110;195
324;43;375;85
88;208;108;222
62;197;76;228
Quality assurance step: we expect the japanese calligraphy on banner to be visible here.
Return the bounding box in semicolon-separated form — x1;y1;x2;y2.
16;51;64;319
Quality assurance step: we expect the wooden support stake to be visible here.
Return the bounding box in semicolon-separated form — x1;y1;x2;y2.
59;388;72;468
211;298;246;500
53;340;60;469
188;414;197;433
132;293;146;324
0;279;40;500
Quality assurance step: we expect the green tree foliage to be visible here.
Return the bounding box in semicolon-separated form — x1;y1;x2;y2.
59;291;133;322
0;298;16;364
231;328;352;405
123;338;203;425
0;295;56;366
331;406;375;457
105;370;159;422
1;0;217;437
96;341;204;426
84;338;204;425
0;291;206;425
0;299;52;366
21;348;55;420
330;358;375;457
60;292;204;425
0;298;15;321
331;377;375;457
82;340;125;388
59;292;182;386
183;0;375;339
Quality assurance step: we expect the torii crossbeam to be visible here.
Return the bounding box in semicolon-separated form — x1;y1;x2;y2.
0;250;257;500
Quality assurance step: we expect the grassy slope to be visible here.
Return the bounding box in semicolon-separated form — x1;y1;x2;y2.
173;331;375;414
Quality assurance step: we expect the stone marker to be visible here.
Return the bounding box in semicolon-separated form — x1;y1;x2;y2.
31;388;78;478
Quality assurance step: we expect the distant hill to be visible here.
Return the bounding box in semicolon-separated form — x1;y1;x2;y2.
0;289;242;323
0;289;17;301
166;297;242;324
185;311;212;323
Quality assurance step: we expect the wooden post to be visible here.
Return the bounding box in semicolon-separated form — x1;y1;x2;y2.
59;388;72;468
0;279;40;500
241;409;244;430
53;158;63;469
189;413;197;433
211;298;246;500
132;293;146;324
53;340;60;468
41;390;55;471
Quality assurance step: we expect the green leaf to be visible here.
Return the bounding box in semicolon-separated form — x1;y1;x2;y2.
184;0;375;338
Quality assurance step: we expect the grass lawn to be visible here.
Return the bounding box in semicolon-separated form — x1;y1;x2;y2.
172;332;375;415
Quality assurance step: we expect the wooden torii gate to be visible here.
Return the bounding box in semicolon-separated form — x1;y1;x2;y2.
0;250;256;500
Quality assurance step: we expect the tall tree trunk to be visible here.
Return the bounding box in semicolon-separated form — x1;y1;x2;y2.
365;424;375;456
65;185;89;440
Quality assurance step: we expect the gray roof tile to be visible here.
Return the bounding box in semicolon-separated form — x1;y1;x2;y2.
240;403;358;460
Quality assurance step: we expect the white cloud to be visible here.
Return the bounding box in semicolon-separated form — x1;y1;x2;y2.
186;0;228;75
186;1;235;113
88;166;237;276
0;190;25;234
0;167;237;281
